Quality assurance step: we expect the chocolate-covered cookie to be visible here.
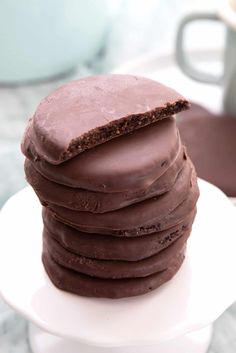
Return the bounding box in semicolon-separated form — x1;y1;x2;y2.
27;117;181;193
43;226;188;279
42;248;185;298
26;147;186;213
47;162;198;236
43;207;195;261
22;75;189;165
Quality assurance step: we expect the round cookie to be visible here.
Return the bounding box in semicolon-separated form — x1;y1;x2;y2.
47;162;199;236
43;207;196;261
30;118;181;193
42;249;185;298
21;74;189;165
43;227;189;279
26;147;186;213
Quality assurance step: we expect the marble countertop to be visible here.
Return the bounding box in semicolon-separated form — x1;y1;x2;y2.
1;1;236;351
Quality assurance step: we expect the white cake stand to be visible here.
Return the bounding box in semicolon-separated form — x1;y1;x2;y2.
0;179;236;353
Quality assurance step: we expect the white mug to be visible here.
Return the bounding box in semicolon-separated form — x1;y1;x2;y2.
176;0;236;116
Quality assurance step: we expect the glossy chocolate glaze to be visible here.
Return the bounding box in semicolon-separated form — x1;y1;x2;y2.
22;75;189;164
47;163;199;236
28;117;181;193
43;207;196;261
42;249;185;298
25;147;186;213
43;226;189;279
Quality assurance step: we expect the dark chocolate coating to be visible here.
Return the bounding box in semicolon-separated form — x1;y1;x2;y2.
21;75;189;164
27;117;181;193
178;102;211;120
20;75;198;299
47;162;199;236
42;249;185;298
43;227;188;279
43;207;196;261
178;115;236;197
25;147;186;213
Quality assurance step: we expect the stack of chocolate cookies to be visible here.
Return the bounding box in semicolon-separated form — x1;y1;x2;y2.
21;75;199;298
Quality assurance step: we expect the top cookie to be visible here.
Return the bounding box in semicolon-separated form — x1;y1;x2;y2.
21;74;189;164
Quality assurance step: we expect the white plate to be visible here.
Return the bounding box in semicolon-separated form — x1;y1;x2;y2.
0;180;236;347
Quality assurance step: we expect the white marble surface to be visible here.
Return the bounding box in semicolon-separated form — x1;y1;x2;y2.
0;1;236;352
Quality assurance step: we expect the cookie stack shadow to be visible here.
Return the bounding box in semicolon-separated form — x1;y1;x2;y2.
22;75;199;299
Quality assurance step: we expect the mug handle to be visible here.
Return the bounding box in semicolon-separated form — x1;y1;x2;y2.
176;13;223;84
